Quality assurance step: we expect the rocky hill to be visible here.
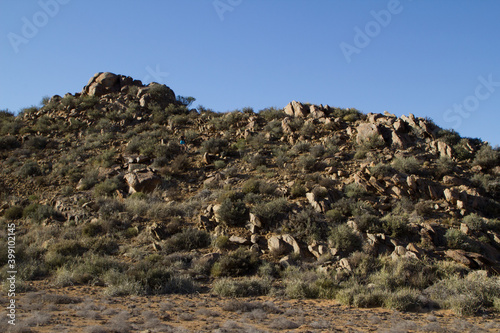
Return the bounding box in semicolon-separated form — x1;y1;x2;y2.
1;72;500;319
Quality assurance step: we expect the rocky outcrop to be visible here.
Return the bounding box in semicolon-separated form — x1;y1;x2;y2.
124;168;162;193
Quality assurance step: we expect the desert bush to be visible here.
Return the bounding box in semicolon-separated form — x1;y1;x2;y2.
283;208;326;242
344;183;368;198
212;277;271;297
18;160;42;177
211;248;260;277
259;107;285;121
437;128;461;146
264;119;283;139
93;176;126;197
213;160;226;169
170;153;190;173
473;144;499;169
462;213;486;232
23;203;60;223
435;156;456;177
335;283;384;307
300;122;316;137
201;137;228;154
297;154;316;171
162;228;211;254
384;288;422;311
329;224;361;254
392;156;421;174
471;173;500;197
292;141;310;154
94;149;117;168
370;257;436;291
250;198;288;226
444;228;478;252
216;197;248;227
380;213;410;238
424;271;500;315
354;213;381;233
325;209;345;225
360;134;385;150
369;162;393;178
3;205;23;220
248;153;266;169
0;135;21;150
290;182;306;198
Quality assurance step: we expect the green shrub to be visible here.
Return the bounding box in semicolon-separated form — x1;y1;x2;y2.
23;203;59;223
259;107;285;121
0;135;21;150
335;284;384;307
18;160;42;177
211;248;260;277
251;198;288;225
435;156;456;177
213;160;226;169
292;141;310;154
212;277;271;297
82;222;104;237
369;163;393;178
93;176;126;197
392;156;421;174
290;183;306;198
354;213;381;233
297;154;316;171
444;228;478;252
462;213;486;232
3;206;23;220
381;213;410;238
425;271;500;315
325;209;345;225
437;129;461;146
201;137;228;154
344;183;368;198
473;144;499;169
162;228;210;254
329;224;361;254
384;288;422;311
216;198;248;227
283;208;326;242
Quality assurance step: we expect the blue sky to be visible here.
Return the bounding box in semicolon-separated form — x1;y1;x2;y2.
1;0;499;145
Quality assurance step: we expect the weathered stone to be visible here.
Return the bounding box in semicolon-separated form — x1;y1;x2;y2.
124;168;162;193
268;236;293;255
339;258;352;272
229;235;250;245
306;192;322;213
284;101;309;118
281;234;302;255
356;123;383;145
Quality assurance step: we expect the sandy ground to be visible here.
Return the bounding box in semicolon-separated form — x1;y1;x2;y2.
1;282;499;333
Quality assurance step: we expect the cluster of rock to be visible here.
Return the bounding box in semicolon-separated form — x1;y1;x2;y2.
8;72;499;278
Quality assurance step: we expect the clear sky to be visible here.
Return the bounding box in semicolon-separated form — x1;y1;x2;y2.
1;0;499;145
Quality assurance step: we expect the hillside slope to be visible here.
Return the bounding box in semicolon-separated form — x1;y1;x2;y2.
1;72;500;319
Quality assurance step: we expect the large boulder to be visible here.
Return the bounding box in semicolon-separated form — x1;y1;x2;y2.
356;123;384;145
124;168;162;193
284;101;309;118
83;72;141;96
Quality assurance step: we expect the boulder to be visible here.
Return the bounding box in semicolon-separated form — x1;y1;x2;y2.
284;101;309;118
356;123;383;145
267;235;293;255
124;168;162;193
83;72;142;97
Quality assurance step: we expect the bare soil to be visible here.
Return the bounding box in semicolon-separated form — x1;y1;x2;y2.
1;281;499;333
